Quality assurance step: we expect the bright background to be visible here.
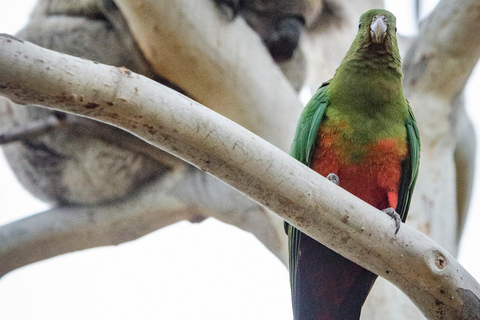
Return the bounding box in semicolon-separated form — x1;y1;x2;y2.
0;1;478;319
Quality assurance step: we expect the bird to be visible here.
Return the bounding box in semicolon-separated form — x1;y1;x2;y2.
285;9;420;320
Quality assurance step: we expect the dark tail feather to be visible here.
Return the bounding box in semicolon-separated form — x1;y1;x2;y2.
289;229;377;320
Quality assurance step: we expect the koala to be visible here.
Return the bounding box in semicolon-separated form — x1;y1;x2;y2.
0;0;326;206
215;0;324;62
1;0;170;205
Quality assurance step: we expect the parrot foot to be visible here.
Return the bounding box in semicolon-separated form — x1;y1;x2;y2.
382;207;401;235
326;173;339;186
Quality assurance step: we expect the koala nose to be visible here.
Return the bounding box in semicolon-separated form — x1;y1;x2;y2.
265;17;304;62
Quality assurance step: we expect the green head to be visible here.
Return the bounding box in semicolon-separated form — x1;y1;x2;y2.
328;9;406;120
359;9;397;45
344;9;401;66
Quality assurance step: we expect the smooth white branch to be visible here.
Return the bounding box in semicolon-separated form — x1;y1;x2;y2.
403;0;480;100
0;35;478;319
114;0;302;152
0;167;283;276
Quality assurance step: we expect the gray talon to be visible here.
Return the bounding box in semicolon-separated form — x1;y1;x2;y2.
382;207;401;235
326;173;339;186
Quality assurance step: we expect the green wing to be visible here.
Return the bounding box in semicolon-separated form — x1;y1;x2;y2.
290;81;330;166
396;101;421;222
286;82;330;287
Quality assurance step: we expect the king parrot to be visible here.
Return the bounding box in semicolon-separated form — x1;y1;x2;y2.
285;9;420;320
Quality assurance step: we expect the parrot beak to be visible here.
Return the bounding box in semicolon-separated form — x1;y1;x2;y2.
370;16;387;43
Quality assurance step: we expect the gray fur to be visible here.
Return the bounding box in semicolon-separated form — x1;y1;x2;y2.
0;0;324;205
1;0;164;205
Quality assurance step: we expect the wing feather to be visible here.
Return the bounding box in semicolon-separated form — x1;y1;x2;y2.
286;82;330;290
396;102;421;222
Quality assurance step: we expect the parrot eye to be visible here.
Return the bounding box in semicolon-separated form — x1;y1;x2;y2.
395;26;398;32
358;22;361;29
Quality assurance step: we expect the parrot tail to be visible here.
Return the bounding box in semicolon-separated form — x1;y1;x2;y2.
289;228;377;320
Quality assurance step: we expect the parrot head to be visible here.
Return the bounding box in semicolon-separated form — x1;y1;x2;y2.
357;9;398;46
344;9;400;62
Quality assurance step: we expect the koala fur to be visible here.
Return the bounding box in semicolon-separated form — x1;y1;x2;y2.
1;0;167;205
1;0;328;205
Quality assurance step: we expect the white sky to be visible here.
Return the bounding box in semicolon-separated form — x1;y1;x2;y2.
0;1;478;319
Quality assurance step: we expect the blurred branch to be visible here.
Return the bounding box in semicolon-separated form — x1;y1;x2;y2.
404;0;480;100
454;96;476;242
114;0;302;152
0;185;192;277
0;167;285;277
402;0;479;256
0;35;479;319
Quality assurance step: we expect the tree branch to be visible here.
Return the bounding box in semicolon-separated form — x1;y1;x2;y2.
0;35;478;319
401;0;480;258
0;167;286;277
0;187;191;277
113;0;302;152
403;0;480;100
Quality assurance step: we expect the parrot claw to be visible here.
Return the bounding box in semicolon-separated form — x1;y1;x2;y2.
326;173;340;186
382;207;401;235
